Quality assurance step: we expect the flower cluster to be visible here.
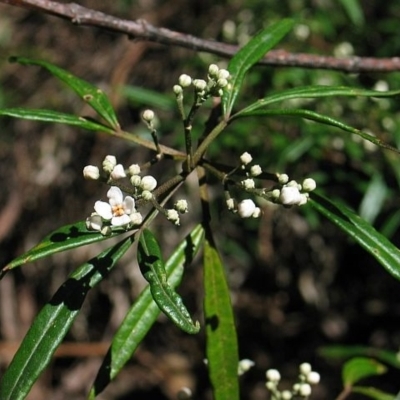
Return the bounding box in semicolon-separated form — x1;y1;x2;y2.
225;152;316;219
265;363;320;400
173;64;231;101
84;155;189;233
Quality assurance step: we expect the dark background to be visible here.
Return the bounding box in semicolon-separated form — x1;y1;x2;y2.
1;1;400;399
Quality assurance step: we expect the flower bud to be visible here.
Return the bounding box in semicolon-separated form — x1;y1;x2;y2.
140;175;157;191
130;175;142;187
83;165;100;180
250;165;262;177
141;190;153;200
110;164;126;180
102;155;117;173
279;186;302;205
173;85;183;95
238;199;256;218
218;69;230;80
299;363;312;376
238;359;255;376
240;152;252;165
302;178;316;192
217;78;228;88
142;109;155;122
242;178;255;189
167;209;180;225
130;212;143;226
266;369;281;383
208;64;219;77
277;173;289;184
193;79;207;91
178;74;192;88
175;199;189;213
128;164;141;176
307;371;320;385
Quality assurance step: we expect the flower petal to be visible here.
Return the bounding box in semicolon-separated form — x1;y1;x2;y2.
123;196;135;214
94;201;113;220
111;214;131;227
107;186;123;206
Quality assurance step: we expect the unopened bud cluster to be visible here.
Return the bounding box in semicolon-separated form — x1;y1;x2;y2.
265;363;320;400
173;64;231;102
225;152;316;219
83;155;188;234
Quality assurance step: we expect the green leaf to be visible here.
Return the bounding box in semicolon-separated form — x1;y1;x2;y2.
337;0;365;26
222;19;294;117
342;357;387;387
0;235;134;400
137;229;200;334
234;85;400;116
204;230;239;400
88;225;204;398
234;108;399;153
0;108;114;134
309;193;400;281
2;221;124;274
319;345;400;369
10;56;120;130
351;386;397;400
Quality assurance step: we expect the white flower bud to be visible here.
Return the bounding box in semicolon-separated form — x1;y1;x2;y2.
217;78;228;88
282;391;292;400
298;193;309;206
298;383;312;397
278;173;289;184
238;199;256;218
110;164;126;180
173;84;183;95
240;152;252;165
271;189;281;199
128;164;141;176
140;175;157;191
178;74;192;88
252;207;261;218
226;198;235;210
130;212;143;226
218;69;230;80
142;109;155;122
86;213;103;231
279;186;302;205
237;359;255;376
242;178;255;189
193;79;207;91
175;199;189;213
302;178;316;192
266;369;281;383
250;165;262;176
141;190;153;200
167;209;180;225
130;175;142;187
299;363;312;376
307;371;320;385
83;165;100;180
265;381;276;390
208;64;219;77
102;155;117;173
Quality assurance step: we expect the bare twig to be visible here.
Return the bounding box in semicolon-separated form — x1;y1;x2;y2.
2;0;400;72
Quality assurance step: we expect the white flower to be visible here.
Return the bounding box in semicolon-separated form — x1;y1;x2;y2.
110;164;126;180
240;152;252;165
94;186;135;227
252;207;261;218
83;165;100;180
307;371;320;385
140;176;157;191
130;212;143;226
279;186;303;205
238;199;256;218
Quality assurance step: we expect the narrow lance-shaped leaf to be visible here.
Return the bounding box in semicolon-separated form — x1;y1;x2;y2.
234;108;399;153
234;85;400;116
204;229;239;400
1;221;127;275
342;357;387;387
10;56;120;130
89;225;205;398
137;229;200;334
0;108;115;134
222;19;294;117
0;235;135;400
309;193;400;280
351;386;397;400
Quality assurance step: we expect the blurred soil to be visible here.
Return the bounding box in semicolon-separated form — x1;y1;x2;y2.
0;1;399;399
